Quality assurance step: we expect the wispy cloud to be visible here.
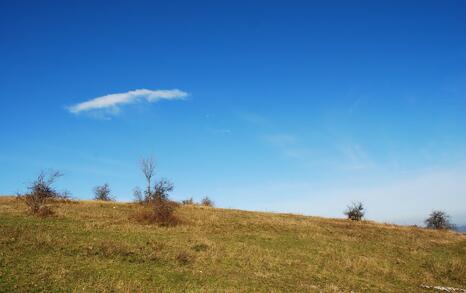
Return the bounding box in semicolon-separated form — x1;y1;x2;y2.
264;134;297;147
339;143;374;170
67;88;188;114
348;98;362;114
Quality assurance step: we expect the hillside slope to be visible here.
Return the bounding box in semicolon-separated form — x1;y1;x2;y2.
0;196;464;292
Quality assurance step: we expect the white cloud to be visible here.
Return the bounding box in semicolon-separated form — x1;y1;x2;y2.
68;88;188;114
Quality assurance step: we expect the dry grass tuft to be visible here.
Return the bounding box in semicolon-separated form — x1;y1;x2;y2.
191;243;209;252
176;251;192;265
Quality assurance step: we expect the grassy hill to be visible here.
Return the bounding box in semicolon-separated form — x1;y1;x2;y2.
0;196;465;292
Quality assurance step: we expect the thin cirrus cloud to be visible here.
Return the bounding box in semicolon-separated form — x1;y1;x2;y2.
67;88;188;114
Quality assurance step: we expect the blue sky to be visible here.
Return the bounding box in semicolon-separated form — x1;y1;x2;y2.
1;0;465;225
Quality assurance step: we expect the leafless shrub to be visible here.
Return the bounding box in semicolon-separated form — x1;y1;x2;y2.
425;210;455;230
136;178;175;204
17;170;68;216
93;183;114;201
182;197;194;205
201;196;214;207
344;201;365;221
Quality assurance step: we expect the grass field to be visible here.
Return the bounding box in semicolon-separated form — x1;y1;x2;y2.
0;196;465;292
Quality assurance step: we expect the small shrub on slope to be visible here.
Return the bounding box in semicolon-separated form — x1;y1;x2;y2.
201;196;214;207
344;201;365;221
425;210;455;230
93;183;114;201
134;198;180;226
17;170;68;217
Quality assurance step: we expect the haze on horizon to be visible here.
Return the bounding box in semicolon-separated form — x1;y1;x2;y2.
1;0;465;226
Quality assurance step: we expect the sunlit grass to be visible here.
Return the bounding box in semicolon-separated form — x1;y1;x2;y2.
0;196;464;292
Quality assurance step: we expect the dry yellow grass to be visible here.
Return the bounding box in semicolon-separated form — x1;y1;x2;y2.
0;196;465;292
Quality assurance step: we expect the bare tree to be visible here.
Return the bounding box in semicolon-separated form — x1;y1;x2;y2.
17;170;68;216
133;158;179;225
344;201;365;221
140;156;155;198
93;183;113;201
425;210;455;230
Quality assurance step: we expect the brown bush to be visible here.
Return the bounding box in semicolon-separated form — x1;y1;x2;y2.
133;198;180;226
